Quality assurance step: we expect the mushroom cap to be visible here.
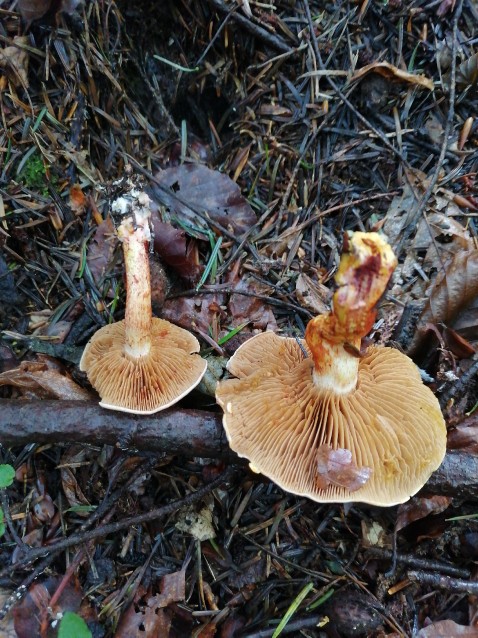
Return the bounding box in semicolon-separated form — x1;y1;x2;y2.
80;318;207;414
216;332;446;506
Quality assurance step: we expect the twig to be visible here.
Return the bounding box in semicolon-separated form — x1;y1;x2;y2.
407;570;478;595
0;466;235;580
204;0;295;54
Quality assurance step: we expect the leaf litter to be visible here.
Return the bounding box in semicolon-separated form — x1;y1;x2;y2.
0;0;478;636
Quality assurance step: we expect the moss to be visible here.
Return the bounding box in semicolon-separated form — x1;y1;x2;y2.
18;152;57;195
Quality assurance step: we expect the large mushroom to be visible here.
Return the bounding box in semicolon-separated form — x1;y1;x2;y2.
216;232;446;506
80;182;207;415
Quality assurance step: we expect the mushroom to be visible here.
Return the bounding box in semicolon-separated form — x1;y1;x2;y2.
216;232;446;506
80;184;207;414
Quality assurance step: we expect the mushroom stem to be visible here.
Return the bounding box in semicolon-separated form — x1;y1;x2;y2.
117;206;152;358
305;232;397;393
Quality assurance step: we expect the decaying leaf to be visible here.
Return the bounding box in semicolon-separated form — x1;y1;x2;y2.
161;293;225;335
17;0;51;21
447;415;478;454
116;574;186;638
407;251;478;356
0;36;30;88
176;503;216;541
295;273;331;314
228;276;277;331
395;495;452;533
455;52;478;89
151;218;202;282
86;216;117;285
151;164;257;235
0;355;92;400
417;619;478;637
315;445;372;492
351;61;434;90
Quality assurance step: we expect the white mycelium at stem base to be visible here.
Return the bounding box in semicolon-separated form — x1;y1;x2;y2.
115;199;153;359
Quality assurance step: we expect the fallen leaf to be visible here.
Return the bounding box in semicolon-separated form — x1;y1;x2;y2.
0;36;29;88
17;0;51;21
455;52;478;89
161;293;226;335
151;164;257;235
315;445;372;492
176;504;216;541
295;273;331;315
351;61;434;90
417;619;478;637
116;573;186;638
151;218;202;282
395;495;452;532
407;251;478;356
437;0;456;17
447;415;478;454
228;276;277;331
13;576;85;638
86;216;117;285
0;355;92;400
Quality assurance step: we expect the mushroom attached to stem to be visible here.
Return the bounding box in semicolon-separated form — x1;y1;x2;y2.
80;187;207;415
216;232;446;506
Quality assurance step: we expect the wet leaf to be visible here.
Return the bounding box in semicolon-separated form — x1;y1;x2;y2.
86;216;117;285
351;61;434;90
161;293;226;335
17;0;52;21
408;251;478;356
447;415;478;454
0;464;15;489
395;495;452;532
228;276;277;331
58;611;92;638
417;619;478;637
455;52;478;89
0;355;92;400
151;218;201;282
0;251;22;305
0;36;30;88
13;577;84;638
152;164;257;235
315;445;372;492
116;573;186;638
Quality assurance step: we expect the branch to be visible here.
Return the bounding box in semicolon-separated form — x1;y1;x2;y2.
0;400;476;499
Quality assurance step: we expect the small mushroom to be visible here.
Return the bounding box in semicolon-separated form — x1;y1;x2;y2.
80;184;207;414
216;232;446;506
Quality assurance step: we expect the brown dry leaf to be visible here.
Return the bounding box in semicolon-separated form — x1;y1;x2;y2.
315;445;373;492
162;293;226;335
455;52;478;88
0;36;30;88
395;495;452;532
351;61;434;90
17;0;51;21
417;619;478;637
151;218;202;282
447;415;478;454
407;251;478;356
13;576;85;638
86;216;117;285
152;164;257;235
228;276;277;331
0;355;92;400
295;273;331;314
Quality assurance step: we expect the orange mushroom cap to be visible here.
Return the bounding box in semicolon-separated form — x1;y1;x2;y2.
216;232;446;505
80;318;207;415
80;177;207;414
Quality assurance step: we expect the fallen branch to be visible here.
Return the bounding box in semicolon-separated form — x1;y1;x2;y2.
0;400;477;499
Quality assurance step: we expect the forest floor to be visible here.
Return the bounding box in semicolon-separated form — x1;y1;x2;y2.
1;0;478;636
